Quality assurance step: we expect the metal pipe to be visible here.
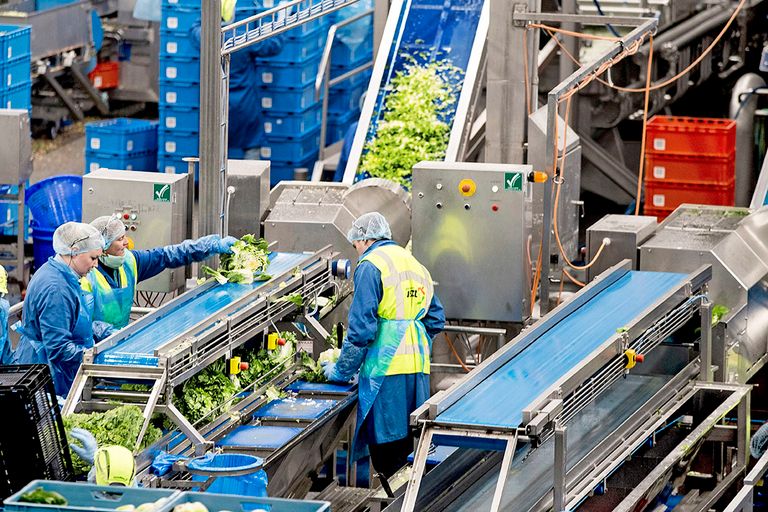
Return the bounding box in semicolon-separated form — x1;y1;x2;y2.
730;73;766;206
199;0;222;273
442;325;507;336
131;307;157;315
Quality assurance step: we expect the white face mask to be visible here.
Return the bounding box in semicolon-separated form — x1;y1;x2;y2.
100;254;125;269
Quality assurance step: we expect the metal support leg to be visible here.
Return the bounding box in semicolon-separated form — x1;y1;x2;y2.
43;72;84;121
70;64;110;115
490;434;518;512
15;186;24;283
163;403;214;455
700;300;713;381
737;391;750;470
134;375;166;453
553;423;567;511
62;366;88;415
401;425;434;511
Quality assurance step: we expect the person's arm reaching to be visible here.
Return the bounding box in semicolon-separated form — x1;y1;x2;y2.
133;235;236;282
324;262;382;382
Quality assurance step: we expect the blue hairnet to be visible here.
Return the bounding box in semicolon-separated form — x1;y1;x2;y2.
52;222;104;256
90;214;126;249
347;212;392;243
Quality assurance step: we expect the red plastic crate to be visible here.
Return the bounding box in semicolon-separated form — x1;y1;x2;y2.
645;116;736;157
645;180;734;212
643;206;675;221
645;152;735;186
88;61;119;90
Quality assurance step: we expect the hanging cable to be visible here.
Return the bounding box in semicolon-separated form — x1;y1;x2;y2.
443;333;471;372
592;0;620;37
635;34;654;215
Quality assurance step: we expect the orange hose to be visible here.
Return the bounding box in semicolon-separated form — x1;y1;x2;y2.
443;333;471;372
529;23;619;42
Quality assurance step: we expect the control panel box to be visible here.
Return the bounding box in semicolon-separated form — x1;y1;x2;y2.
412;162;531;323
586;215;657;282
82;170;189;293
0;110;32;185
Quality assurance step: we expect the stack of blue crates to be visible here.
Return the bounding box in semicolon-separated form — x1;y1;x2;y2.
256;14;329;183
158;0;201;175
0;25;31;111
84;118;159;173
325;13;373;145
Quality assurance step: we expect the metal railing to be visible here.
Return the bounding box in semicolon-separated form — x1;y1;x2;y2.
312;8;374;179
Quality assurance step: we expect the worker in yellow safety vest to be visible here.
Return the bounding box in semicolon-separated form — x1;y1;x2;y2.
323;212;445;479
70;428;136;486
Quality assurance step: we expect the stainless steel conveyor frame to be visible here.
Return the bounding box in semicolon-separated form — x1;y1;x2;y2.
402;261;713;512
63;247;340;455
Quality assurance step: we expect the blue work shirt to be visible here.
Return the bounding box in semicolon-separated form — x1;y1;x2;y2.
191;7;282;157
349;239;445;446
14;257;97;396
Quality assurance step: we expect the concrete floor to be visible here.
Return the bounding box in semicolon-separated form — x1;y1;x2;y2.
31;133;85;184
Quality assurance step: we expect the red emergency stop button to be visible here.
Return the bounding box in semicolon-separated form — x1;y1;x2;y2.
491;204;499;212
458;179;476;197
461;184;470;193
123;213;129;220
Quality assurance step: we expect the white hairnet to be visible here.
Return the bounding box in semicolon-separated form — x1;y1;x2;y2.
347;212;392;243
91;214;126;249
52;222;104;256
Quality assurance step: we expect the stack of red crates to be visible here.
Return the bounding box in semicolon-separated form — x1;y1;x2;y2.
643;116;736;220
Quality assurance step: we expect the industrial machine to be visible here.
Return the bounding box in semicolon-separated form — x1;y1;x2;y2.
0;109;31;283
82;169;191;293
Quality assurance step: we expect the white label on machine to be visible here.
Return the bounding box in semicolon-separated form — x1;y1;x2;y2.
653;194;666;207
94;76;102;88
264;122;272;133
90;138;101;150
166;117;177;129
127;140;134;152
167;17;179;29
167;42;178;54
653;166;666;179
261;72;273;84
166;67;178;79
261;97;273;108
166;141;177;153
261;147;271;158
166;92;177;104
653;138;666;151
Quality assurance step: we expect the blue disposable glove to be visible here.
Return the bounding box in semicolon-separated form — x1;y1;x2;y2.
92;321;117;342
69;427;98;463
322;361;346;383
751;422;768;458
218;236;238;254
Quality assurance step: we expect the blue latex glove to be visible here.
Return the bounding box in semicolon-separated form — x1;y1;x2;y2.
752;422;768;458
217;236;238;254
321;361;346;383
92;321;117;342
69;427;98;463
333;338;368;381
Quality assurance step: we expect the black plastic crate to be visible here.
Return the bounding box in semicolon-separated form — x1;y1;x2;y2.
0;365;73;499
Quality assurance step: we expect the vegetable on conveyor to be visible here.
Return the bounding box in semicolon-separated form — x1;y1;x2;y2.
203;234;271;284
359;57;463;188
18;487;68;505
300;348;341;383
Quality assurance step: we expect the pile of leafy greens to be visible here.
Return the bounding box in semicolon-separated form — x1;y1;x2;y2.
358;57;462;188
299;347;341;383
64;405;162;475
203;235;271;284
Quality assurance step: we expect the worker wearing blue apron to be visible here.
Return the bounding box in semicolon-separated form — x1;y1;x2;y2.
191;0;283;160
14;222;115;397
0;265;12;364
323;212;445;478
83;215;237;330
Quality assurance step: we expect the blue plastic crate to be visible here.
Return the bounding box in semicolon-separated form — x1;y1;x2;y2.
158;152;191;174
163;6;200;32
268;28;326;64
281;14;330;35
159;491;329;512
261;127;320;161
160;105;199;131
331;67;372;89
163;0;202;7
0;183;30;239
85;150;158;173
328;82;366;113
331;38;373;68
159;129;199;157
86;118;159;154
0;55;30;90
262;104;321;137
2;81;30;109
36;0;78;9
160;30;199;59
255;53;321;88
160;79;200;107
160;55;200;82
0;25;31;62
260;84;319;111
4;480;179;512
270;155;316;184
326;109;359;144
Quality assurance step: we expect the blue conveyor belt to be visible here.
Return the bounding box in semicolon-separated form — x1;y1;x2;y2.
352;0;484;180
95;252;310;366
436;271;687;429
217;425;303;450
253;397;336;421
